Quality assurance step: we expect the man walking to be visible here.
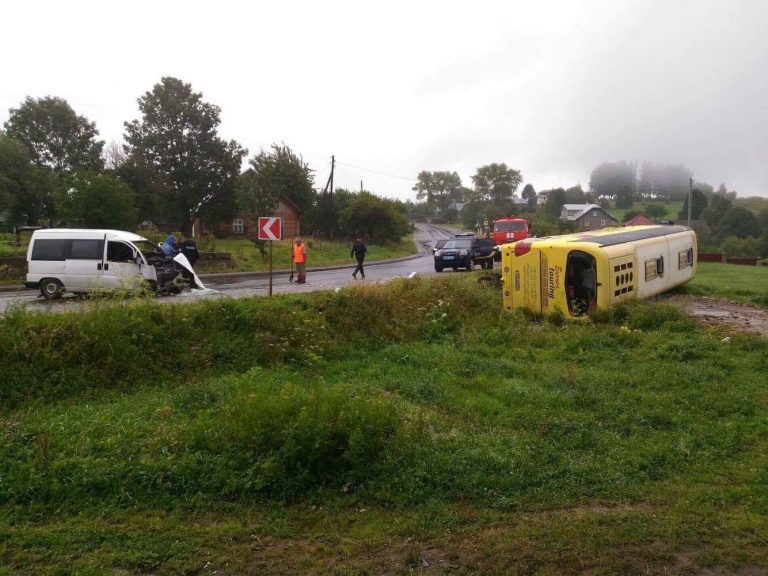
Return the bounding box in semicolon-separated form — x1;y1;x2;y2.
351;237;367;279
293;237;307;283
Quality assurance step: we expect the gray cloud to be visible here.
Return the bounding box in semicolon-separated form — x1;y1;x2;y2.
1;0;765;199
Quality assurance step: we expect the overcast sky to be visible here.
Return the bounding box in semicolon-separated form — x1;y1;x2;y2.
2;0;766;200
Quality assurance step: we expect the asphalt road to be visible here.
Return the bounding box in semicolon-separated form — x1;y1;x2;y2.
0;224;468;314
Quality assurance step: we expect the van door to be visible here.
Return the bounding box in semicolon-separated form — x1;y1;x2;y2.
103;240;143;290
64;238;105;290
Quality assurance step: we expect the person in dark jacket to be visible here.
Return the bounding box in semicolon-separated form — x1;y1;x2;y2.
351;238;367;279
178;236;200;267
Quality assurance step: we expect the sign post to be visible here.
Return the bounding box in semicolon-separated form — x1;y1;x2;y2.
258;217;283;296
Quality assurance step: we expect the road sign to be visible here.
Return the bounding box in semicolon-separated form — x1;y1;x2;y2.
258;217;282;241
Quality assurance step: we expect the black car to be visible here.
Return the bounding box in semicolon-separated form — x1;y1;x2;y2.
431;238;448;255
434;237;474;272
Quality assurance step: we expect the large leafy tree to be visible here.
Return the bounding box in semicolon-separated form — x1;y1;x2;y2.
589;161;637;208
471;163;522;206
4;96;104;173
544;188;567;218
0;133;59;225
59;173;138;229
124;77;246;232
521;183;536;207
678;188;709;221
412;171;462;210
239;143;315;217
339;191;409;242
638;162;692;200
716;206;760;240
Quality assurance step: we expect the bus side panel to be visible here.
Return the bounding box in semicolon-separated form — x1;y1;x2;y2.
666;231;697;288
634;236;671;299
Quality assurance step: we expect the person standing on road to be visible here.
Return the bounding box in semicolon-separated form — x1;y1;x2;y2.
351;237;367;279
293;237;307;283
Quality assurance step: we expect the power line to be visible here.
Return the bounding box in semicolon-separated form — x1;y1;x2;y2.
335;161;416;182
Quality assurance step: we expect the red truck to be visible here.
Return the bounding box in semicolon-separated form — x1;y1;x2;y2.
491;216;531;259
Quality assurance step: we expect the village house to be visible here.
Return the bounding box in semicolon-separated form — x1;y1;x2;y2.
560;203;619;231
193;196;301;239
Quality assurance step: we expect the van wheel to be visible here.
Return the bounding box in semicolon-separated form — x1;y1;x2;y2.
434;265;443;272
40;278;64;300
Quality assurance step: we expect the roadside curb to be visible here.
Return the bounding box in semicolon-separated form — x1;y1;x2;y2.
0;252;429;294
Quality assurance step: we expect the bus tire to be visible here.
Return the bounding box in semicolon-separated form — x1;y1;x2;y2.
40;278;64;300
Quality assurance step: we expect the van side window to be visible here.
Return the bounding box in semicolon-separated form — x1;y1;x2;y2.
107;241;135;263
31;239;67;261
69;239;104;260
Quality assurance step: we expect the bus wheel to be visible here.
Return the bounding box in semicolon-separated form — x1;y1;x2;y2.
40;278;64;300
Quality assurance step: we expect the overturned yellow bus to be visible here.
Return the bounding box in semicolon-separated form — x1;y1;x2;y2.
501;225;697;319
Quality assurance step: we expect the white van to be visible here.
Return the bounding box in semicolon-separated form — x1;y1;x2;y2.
25;229;161;299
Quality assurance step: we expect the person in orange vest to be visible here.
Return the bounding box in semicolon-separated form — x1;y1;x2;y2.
293;237;307;283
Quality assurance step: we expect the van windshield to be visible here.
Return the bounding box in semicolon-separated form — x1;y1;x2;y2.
133;240;162;257
565;250;597;316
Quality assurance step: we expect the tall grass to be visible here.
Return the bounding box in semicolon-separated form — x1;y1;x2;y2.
2;275;768;574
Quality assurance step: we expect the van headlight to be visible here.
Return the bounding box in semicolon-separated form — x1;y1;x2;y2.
435;250;442;256
459;250;468;256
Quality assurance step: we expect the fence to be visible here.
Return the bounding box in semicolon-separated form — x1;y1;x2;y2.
698;253;764;266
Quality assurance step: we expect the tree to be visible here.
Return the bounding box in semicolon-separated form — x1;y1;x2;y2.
0;133;59;225
678;188;709;221
701;195;733;229
340;191;410;242
4;96;104;173
521;183;536;207
644;204;668;220
471;163;522;206
103;139;127;171
564;184;587;204
716;206;760;240
238;144;315;216
544;188;567;218
589;161;636;208
59;173;138;229
124;77;246;232
412;171;462;210
638;162;691;200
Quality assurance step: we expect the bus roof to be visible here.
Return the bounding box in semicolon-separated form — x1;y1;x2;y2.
563;225;690;247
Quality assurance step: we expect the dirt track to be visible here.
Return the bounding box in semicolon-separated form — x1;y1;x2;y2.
666;295;768;337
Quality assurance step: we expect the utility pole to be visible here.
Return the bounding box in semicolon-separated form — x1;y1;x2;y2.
360;180;363;193
322;155;335;199
321;155;336;242
687;177;693;227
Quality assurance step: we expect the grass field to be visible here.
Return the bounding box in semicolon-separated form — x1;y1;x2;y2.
682;261;768;306
196;235;418;273
0;273;767;574
608;201;683;223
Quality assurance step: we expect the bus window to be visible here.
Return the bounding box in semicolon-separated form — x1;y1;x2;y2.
566;250;597;316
